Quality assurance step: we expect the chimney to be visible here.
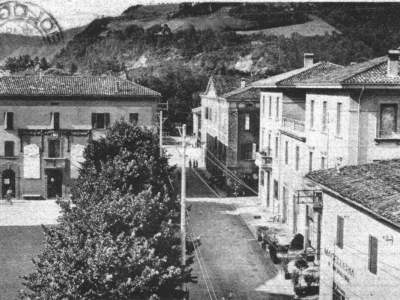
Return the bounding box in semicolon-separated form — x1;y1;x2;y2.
240;78;246;88
387;49;400;77
304;53;314;68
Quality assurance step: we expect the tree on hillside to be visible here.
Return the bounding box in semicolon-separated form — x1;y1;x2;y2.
21;121;193;300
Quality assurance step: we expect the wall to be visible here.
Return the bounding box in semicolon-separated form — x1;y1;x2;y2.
320;193;400;300
358;90;400;163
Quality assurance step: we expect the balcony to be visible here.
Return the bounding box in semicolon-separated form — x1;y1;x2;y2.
255;150;273;169
282;117;305;132
44;157;66;169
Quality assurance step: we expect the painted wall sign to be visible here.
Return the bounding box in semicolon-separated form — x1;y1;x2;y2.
324;248;355;282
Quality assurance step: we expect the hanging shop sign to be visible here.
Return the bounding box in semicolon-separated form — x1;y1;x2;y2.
324;248;355;282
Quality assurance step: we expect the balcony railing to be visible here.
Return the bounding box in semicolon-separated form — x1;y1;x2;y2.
282;117;305;133
255;150;273;169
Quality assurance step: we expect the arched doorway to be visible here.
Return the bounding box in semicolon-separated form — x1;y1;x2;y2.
2;169;15;198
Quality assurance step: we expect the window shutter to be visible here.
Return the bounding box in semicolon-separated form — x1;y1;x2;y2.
369;235;378;274
105;113;110;128
336;216;344;249
91;113;96;128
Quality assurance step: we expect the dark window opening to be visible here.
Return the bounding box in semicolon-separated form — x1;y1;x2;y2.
92;113;110;129
129;113;139;125
4;141;14;157
336;215;344;249
48;139;61;158
53;112;60;130
5;112;13;130
368;235;378;274
273;179;279;199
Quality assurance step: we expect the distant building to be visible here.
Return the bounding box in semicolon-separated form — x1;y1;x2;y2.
256;50;400;260
307;159;400;300
199;75;260;190
0;75;160;199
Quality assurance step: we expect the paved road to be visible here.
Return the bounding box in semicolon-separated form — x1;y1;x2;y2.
186;170;293;300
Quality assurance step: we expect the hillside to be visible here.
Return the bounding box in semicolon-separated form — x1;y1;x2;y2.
0;27;84;65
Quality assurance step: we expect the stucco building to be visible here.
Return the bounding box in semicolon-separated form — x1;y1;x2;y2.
0;75;160;199
307;160;400;300
255;50;400;257
199;75;260;190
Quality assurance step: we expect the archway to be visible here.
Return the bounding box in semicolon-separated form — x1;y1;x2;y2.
2;169;15;198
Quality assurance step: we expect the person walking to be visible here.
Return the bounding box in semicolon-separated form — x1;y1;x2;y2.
189;159;192;168
6;188;13;205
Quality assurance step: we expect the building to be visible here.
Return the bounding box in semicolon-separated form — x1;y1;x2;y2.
307;159;400;300
255;50;400;257
199;75;260;191
0;75;160;199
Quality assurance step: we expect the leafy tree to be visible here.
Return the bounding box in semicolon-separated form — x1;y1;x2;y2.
21;121;193;299
39;57;50;70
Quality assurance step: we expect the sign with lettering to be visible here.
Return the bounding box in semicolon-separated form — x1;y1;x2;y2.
71;144;85;179
324;248;355;283
23;144;40;178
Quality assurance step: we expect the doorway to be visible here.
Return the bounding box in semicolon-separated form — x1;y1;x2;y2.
46;170;62;199
2;169;15;198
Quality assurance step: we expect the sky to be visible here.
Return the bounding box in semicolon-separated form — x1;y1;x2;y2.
15;0;159;29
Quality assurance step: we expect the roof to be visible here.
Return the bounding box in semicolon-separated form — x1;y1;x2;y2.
299;56;389;86
307;159;400;228
277;62;343;86
206;75;243;96
251;66;312;88
0;75;161;97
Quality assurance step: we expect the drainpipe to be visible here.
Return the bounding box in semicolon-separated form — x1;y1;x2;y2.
356;86;365;164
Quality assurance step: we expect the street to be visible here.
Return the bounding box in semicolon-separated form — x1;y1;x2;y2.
186;169;293;300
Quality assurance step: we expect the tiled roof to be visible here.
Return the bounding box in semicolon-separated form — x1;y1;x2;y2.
277;62;343;86
251;66;312;88
299;56;388;86
0;75;161;97
307;159;400;227
224;86;260;102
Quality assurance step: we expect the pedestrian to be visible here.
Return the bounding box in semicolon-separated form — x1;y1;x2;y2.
6;188;13;205
194;159;197;168
189;159;192;168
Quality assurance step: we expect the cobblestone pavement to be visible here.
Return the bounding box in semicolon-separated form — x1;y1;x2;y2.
186;170;294;300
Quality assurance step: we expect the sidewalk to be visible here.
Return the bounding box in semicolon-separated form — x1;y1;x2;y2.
0;200;60;226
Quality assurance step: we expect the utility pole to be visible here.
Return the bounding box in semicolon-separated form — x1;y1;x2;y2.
159;110;163;156
181;124;187;268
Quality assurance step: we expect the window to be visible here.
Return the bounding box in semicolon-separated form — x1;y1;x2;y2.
129;113;139;125
4;112;13;130
368;235;378;274
51;112;60;130
285;141;289;164
240;143;253;160
275;136;279;158
205;107;209;120
268;96;272;118
268;133;271;153
244;113;250;130
273;180;279;199
379;104;398;138
4;141;14;157
261;128;265;149
276;97;280;119
262;96;266;116
337;103;342;135
310;100;315;128
260;171;264;186
91;113;110;129
336;215;344;249
321;156;326;169
322;101;327;132
309;151;313;172
48;139;61;158
295;146;300;171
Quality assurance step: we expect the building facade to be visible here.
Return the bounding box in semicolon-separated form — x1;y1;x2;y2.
256;50;400;256
200;75;260;190
307;160;400;300
0;75;160;199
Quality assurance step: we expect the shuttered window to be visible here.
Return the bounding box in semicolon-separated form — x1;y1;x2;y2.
379;104;398;138
52;112;60;130
92;113;110;129
285;141;288;165
322;101;327;132
295;146;300;171
4;112;13;130
336;216;344;249
368;235;378;274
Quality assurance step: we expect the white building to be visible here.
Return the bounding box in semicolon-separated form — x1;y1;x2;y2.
255;50;400;257
307;159;400;300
